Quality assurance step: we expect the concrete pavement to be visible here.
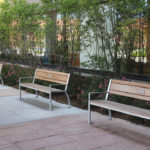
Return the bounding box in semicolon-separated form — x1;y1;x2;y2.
0;85;150;150
0;112;150;150
0;85;85;126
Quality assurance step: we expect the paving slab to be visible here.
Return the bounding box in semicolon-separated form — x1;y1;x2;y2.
0;85;85;126
0;85;150;150
0;113;150;150
0;85;27;97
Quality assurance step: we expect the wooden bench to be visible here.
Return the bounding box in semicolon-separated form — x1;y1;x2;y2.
19;68;71;111
88;79;150;124
0;64;4;86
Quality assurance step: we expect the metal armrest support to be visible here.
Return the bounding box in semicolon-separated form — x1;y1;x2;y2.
49;83;66;91
88;91;109;124
49;83;70;110
19;77;34;84
88;91;109;101
88;79;112;124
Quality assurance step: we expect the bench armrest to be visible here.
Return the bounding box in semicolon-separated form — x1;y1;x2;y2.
19;77;34;84
49;84;66;91
88;91;109;101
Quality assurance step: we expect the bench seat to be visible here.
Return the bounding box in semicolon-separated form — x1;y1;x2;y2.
20;83;63;94
91;100;150;120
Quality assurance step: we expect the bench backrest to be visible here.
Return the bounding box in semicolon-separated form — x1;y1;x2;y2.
0;64;3;74
34;68;70;87
107;79;150;101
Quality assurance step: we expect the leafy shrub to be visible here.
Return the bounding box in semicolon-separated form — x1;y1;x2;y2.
131;49;147;57
68;74;109;107
1;63;150;126
1;63;35;86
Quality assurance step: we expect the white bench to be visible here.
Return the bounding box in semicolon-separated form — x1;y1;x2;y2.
19;68;71;111
0;64;4;86
88;79;150;124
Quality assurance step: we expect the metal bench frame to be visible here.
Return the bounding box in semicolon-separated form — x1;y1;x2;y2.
88;79;150;124
19;69;71;111
88;80;111;124
0;64;4;86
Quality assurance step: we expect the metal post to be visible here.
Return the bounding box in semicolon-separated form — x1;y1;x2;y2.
49;86;52;111
108;110;112;120
65;74;70;91
105;79;112;100
32;69;37;83
88;93;91;124
35;90;38;98
19;78;21;100
19;86;21;100
65;91;71;107
0;76;4;86
105;79;112;120
49;92;52;111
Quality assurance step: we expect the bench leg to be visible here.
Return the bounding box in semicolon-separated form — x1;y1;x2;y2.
0;76;4;86
88;102;91;124
35;90;38;98
108;110;112;120
19;86;22;100
49;92;52;111
65;92;71;107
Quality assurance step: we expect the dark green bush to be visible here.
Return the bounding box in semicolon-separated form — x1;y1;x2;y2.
1;64;35;86
68;74;109;107
1;64;150;126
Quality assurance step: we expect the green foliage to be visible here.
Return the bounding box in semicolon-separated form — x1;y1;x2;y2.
79;0;147;72
0;0;148;73
1;64;35;86
131;49;147;57
81;55;112;70
0;0;45;62
1;63;150;126
68;74;109;106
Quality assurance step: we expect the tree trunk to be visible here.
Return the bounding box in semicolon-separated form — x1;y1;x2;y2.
44;10;57;64
62;12;69;70
146;0;150;60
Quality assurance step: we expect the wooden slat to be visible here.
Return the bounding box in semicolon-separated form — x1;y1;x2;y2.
20;83;63;93
90;100;150;120
110;79;150;101
110;90;150;101
112;79;150;89
36;71;68;81
35;69;69;84
111;83;150;97
36;69;69;76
